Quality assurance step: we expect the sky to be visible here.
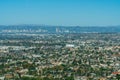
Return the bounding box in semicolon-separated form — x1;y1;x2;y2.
0;0;120;26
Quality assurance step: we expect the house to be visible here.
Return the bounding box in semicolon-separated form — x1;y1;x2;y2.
5;73;14;80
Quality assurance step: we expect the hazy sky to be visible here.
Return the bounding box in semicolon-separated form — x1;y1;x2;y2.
0;0;120;26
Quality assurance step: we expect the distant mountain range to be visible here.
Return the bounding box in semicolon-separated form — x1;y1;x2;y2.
0;25;120;33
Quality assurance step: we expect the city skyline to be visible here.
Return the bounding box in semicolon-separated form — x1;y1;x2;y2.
0;0;120;26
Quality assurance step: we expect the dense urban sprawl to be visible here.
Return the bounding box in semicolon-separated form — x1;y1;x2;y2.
0;33;120;80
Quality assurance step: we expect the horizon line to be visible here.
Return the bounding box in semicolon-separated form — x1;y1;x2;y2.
0;24;120;27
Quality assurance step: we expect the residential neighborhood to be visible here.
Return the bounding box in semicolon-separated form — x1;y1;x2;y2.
0;33;120;80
